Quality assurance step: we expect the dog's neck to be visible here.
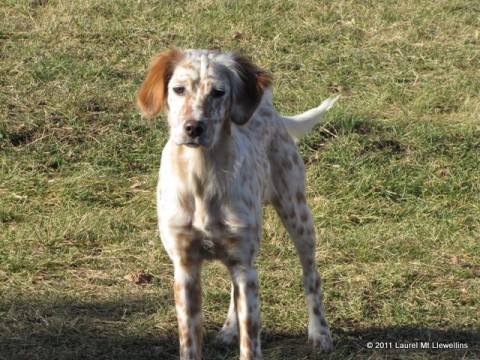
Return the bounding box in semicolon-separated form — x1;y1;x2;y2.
170;129;239;200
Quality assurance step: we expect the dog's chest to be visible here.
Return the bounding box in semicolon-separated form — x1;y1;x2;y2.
190;177;255;235
159;137;270;257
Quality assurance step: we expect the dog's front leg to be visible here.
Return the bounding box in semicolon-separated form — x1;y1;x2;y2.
173;255;203;360
230;264;262;360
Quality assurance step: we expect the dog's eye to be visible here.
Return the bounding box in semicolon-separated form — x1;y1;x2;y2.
172;86;186;95
210;89;225;98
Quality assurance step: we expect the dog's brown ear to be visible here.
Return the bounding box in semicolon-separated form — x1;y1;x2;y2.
137;48;184;118
230;53;272;125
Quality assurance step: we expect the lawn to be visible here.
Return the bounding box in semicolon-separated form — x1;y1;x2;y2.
1;0;479;359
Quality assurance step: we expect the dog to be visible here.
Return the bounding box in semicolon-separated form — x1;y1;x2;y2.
137;48;339;360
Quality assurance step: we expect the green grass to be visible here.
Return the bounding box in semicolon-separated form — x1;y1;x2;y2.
1;0;479;359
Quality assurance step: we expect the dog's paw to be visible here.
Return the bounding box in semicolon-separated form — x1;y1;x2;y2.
216;325;238;346
308;330;334;352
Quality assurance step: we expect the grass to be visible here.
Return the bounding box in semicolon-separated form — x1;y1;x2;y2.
1;0;479;359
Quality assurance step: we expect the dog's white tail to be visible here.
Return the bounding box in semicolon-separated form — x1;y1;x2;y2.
280;96;340;141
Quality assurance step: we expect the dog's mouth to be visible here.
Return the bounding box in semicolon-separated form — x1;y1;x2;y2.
177;137;210;149
183;142;202;148
174;129;214;149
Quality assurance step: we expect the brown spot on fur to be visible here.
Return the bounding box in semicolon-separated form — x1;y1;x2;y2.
271;197;281;208
320;317;328;328
280;131;291;142
248;321;259;338
181;95;194;118
241;336;250;352
296;191;306;204
224;237;238;249
313;306;321;316
187;282;202;316
178;321;188;336
289;209;296;219
194;321;202;350
300;211;308;222
298;227;305;235
174;284;186;312
179;61;197;72
282;158;292;170
279;176;288;191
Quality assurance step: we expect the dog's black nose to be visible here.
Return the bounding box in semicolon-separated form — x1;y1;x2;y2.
184;120;205;138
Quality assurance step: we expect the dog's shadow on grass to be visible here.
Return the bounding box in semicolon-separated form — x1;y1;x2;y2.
1;297;479;359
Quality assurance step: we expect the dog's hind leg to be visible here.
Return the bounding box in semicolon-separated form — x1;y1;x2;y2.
269;145;333;352
217;283;239;345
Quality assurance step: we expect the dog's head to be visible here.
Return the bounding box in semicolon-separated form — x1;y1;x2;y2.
137;49;272;149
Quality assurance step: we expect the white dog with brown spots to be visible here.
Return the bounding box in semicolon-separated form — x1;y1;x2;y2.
137;48;339;360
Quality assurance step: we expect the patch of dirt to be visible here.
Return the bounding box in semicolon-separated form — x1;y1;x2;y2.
124;270;154;285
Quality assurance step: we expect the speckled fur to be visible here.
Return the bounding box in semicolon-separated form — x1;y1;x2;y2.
137;49;337;360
